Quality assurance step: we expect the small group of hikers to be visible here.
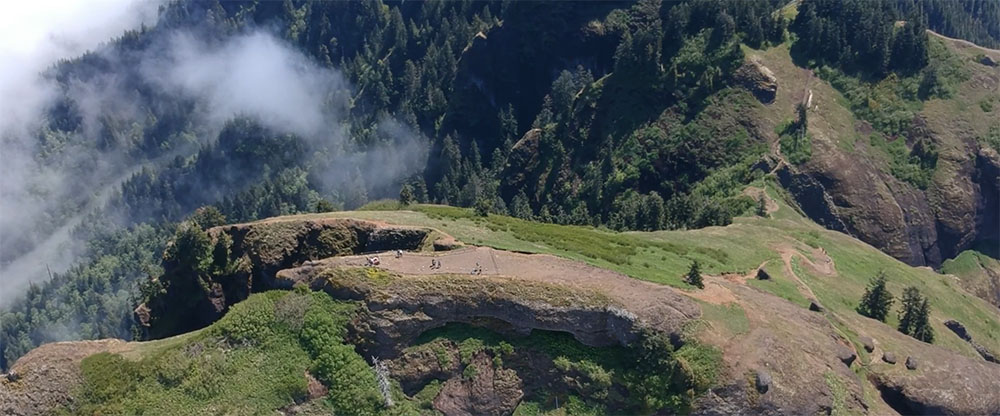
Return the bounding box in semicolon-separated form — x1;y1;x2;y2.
367;250;406;267
470;262;483;275
430;258;442;269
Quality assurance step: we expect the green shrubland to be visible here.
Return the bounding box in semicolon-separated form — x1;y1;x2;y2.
66;291;379;415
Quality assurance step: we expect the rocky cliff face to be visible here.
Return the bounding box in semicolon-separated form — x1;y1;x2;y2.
750;37;1000;270
139;218;431;338
780;132;999;268
300;267;640;360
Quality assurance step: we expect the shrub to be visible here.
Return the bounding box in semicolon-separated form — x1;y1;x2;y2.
213;291;280;342
311;345;382;415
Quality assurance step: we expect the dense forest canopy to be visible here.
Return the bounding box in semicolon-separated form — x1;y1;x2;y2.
2;0;998;371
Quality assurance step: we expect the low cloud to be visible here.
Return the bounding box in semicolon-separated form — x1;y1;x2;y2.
0;13;426;306
144;31;352;139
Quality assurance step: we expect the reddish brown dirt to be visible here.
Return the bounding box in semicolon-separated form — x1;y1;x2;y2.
774;244;837;303
741;187;780;215
684;278;739;305
721;261;770;285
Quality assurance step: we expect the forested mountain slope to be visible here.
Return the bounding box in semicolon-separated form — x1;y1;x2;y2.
2;0;998;389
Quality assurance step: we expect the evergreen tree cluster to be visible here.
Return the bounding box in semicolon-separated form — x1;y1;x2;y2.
856;271;934;343
897;286;934;343
792;0;930;76
901;0;1000;49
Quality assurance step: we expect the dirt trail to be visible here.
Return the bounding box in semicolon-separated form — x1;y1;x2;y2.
721;260;769;285
314;246;701;332
683;279;739;305
773;248;813;299
741;187;780;215
928;30;1000;56
772;245;867;365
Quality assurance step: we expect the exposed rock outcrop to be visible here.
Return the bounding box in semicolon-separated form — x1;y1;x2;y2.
734;58;779;103
944;320;999;363
275;244;699;361
869;356;1000;415
433;351;524;416
502;128;543;196
315;268;640;360
778;115;1000;268
387;340;463;395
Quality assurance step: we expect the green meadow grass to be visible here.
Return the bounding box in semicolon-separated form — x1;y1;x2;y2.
309;179;1000;357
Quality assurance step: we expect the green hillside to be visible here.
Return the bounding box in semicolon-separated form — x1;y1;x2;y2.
46;183;1000;414
2;0;999;414
327;196;1000;357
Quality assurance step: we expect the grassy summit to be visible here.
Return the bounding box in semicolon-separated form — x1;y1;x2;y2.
47;183;1000;414
327;192;1000;359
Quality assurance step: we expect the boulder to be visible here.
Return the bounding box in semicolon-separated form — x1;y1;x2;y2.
835;344;857;367
882;351;897;364
733;58;778;103
808;300;823;312
756;268;772;280
980;55;998;67
755;369;772;394
905;356;918;370
860;336;875;353
944;320;970;340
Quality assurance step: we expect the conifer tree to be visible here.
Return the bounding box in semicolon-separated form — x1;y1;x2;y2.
399;184;414;205
857;271;893;321
756;196;768;217
897;286;922;335
912;298;934;343
686;260;704;289
898;286;934;343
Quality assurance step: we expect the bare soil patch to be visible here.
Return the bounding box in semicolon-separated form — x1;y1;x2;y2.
316;246;701;333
